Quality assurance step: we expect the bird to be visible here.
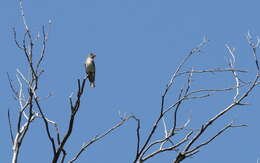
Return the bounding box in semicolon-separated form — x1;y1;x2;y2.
85;53;96;88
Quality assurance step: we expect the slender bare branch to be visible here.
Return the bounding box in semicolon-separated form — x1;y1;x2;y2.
8;109;14;144
133;116;141;159
177;68;247;77
186;122;247;155
18;0;29;31
7;73;19;100
69;115;136;163
226;44;240;101
12;27;24;50
246;31;260;72
34;95;56;155
142;131;193;162
52;78;86;163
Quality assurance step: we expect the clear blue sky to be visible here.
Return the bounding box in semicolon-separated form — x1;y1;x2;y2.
1;0;260;162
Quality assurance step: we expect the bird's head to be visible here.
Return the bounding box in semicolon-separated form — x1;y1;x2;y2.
89;53;96;59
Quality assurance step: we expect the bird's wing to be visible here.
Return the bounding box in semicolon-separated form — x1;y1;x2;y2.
93;61;96;72
92;61;95;80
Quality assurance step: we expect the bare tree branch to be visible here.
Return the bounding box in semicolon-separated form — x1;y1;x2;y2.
52;78;86;163
7;72;19;100
171;36;260;163
69;115;138;163
226;44;240;101
10;1;52;162
186;122;247;155
131;35;259;163
34;95;56;155
177;68;247;77
142;131;193;161
134;38;209;163
8;109;14;144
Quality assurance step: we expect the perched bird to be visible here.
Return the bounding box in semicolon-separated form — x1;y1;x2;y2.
85;53;96;88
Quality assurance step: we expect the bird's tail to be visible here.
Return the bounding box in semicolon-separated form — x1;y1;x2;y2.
90;82;95;88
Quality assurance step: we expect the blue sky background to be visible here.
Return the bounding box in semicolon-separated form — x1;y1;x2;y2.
1;0;260;162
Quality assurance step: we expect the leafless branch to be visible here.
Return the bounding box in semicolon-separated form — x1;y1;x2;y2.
36;23;51;74
12;28;23;50
9;1;52;162
133;38;209;162
7;72;19;100
52;78;86;163
132;35;259;163
133;116;141;159
186;122;247;155
8;109;14;144
34;95;56;155
142;131;193;162
69;115;138;163
18;0;29;31
171;36;260;163
163;82;250;115
246;31;260;72
177;68;247;77
226;44;240;101
12;113;36;163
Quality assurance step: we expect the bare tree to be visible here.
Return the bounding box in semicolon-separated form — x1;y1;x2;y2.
8;1;134;163
131;36;260;163
7;0;260;163
8;0;51;162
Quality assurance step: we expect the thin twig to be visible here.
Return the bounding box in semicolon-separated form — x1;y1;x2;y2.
8;109;14;144
69;115;135;163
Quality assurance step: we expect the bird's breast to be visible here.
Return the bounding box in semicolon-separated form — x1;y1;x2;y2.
86;62;95;72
